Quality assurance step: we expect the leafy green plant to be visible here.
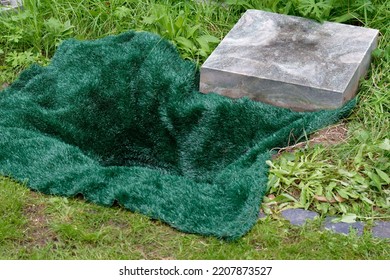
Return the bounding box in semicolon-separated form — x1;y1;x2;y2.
142;3;220;60
264;137;390;220
42;17;74;53
0;49;49;83
5;50;48;70
220;0;383;23
292;0;333;22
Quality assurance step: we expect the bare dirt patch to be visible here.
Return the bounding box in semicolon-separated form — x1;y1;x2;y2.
275;122;348;155
23;192;58;247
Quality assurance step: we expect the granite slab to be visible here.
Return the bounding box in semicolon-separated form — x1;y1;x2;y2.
200;10;379;111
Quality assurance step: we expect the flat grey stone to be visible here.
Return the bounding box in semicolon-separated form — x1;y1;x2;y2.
0;0;22;13
200;10;379;111
281;208;319;226
372;221;390;239
324;217;364;236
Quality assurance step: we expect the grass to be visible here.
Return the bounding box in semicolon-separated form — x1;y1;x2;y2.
0;0;389;259
1;177;389;260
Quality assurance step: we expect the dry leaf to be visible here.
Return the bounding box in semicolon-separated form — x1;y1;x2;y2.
314;195;345;203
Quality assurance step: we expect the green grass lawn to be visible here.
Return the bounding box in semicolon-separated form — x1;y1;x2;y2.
1;177;389;260
0;0;389;259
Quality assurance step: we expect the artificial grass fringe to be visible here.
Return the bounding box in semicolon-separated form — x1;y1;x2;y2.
0;31;355;239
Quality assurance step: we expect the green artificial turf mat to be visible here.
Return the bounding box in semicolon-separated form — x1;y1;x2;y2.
0;31;355;239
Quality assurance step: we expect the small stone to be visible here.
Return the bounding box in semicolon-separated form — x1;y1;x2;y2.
0;0;22;12
324;217;364;236
372;221;390;239
258;211;267;219
281;208;319;226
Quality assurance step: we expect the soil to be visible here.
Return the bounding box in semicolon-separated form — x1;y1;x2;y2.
22;192;58;247
275;122;348;155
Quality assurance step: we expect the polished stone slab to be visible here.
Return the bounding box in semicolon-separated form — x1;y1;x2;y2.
200;10;379;111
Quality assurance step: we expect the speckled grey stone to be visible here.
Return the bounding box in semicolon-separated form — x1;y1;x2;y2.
324;217;364;236
281;209;319;226
200;10;379;111
0;0;22;13
372;221;390;239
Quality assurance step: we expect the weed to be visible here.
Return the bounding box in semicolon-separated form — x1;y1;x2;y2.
264;141;389;220
142;3;220;60
220;0;386;23
0;0;227;83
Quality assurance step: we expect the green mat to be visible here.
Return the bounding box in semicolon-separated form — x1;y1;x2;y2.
0;31;355;239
